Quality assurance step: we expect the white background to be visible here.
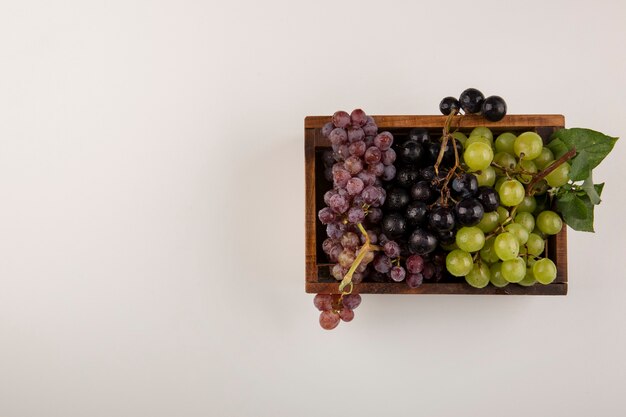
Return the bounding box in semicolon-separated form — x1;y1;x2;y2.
1;1;625;416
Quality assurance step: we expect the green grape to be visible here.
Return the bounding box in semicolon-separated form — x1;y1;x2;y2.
474;166;496;187
470;127;494;142
493;152;516;175
456;226;486;252
452;131;467;147
489;263;509;288
477;211;500;233
534;147;554;170
465;262;491;288
531;227;546;239
536;210;563;235
505;223;530;245
480;236;500;263
526;233;545;256
514;132;543;160
495;132;516;154
496;206;509;224
518;268;537;286
527;257;537;268
494;176;507;193
446;249;473;277
514;212;535;232
501;257;526;283
519;245;528;256
516;196;537;213
465;135;492;149
494;232;519;261
464;142;494;171
533;258;557;284
545;162;571;187
498;179;525;206
517;159;537;184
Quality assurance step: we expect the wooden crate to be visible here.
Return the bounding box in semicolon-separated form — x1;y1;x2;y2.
305;114;568;295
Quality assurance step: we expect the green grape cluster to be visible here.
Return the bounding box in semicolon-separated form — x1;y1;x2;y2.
446;127;565;288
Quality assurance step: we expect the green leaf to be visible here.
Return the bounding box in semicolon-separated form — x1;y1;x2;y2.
582;172;601;205
551;128;618;181
556;183;604;232
547;138;569;159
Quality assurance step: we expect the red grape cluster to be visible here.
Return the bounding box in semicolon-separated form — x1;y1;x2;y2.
314;293;361;330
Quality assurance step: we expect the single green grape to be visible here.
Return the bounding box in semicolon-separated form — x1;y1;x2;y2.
465;262;491;288
536;210;563;235
469;127;494;142
495;132;516;155
505;223;530;245
514;212;535;232
516;196;537;213
477;211;500;233
465;135;492;149
494;232;519;261
464;142;494;171
474;166;496;187
498;179;525;206
533;258;557;284
493;152;516;175
456;226;486;252
489;262;509;288
494;176;507;193
452;131;467;147
480;236;500;263
545;162;571;187
496;206;509;224
446;249;473;277
517;159;537;184
518;268;537;286
501;257;526;283
514;132;543;160
534;147;554;170
526;233;545;256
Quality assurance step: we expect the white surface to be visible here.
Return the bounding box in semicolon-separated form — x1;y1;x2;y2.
1;1;625;416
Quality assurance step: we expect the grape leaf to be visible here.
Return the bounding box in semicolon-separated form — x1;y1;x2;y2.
556;183;604;232
550;128;618;181
547;138;569;160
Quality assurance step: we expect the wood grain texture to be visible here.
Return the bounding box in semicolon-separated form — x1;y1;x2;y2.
305;114;567;295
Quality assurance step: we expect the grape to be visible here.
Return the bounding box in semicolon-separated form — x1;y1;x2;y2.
381;148;396;165
385;187;410;211
390;266;406;282
498;179;525;207
501;257;526;283
465;135;492;149
339;307;355;322
526;233;545;256
382;165;396;182
455;198;484;227
381;213;407;238
406;273;424;288
348;140;366;157
395;167;420;188
346;177;365;195
429;206;456;231
446;249;473;277
362;185;382;205
383;241;401;258
452;131;467;146
494;232;519;261
329;128;348;146
481;95;507;121
469;127;494;142
332;168;351;188
319;310;340;330
313;294;334;311
475;186;500;211
408;128;430;144
451;173;479;199
533;258;557;284
455;226;485;252
440;96;461;115
422;262;435;280
496;206;509;224
398;140;424;164
459;88;485;114
408;229;438;255
364;146;382;164
464;142;494;171
516;195;537;213
514;212;535;232
536;210;563;235
350;109;367;127
534;147;555;170
338;249;356;268
476;211;500;233
518;268;537;287
405;201;428;226
332;111;350;128
367;207;382;223
474;166;496;187
517;159;537;184
342;293;362;309
505;223;530;245
357;171;376;186
340;232;360;249
347;127;365;143
329;194;350;214
514;132;543;160
545;162;571;187
363;123;378;136
465;263;491;288
489;263;509;288
480;237;500;263
318;207;336;224
329;246;344;264
347;206;365;223
495;132;516;154
374;132;394;151
368;162;385;177
406;255;424;273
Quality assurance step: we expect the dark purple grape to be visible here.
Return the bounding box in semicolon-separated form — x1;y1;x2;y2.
476;186;500;212
408;228;438;255
367;208;382;223
408;128;430;144
398;140;424;164
459;88;485;114
350;109;368;127
437;229;456;245
455;198;485;226
385;187;410;211
451;173;479;199
383;241;401;258
406;255;424;274
481;95;507;122
439;96;460;115
410;181;434;202
381;213;407;238
428;206;455;231
332;111;351;128
419;166;436;181
382;165;396;181
405;201;428;227
381;148;396;166
406;273;424;288
395;167;420;188
422;262;435;280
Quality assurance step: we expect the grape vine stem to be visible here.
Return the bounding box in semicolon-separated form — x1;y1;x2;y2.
526;147;576;195
339;223;380;293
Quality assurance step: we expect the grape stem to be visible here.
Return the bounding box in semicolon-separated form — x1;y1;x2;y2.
434;110;462;206
338;223;380;293
526;148;577;195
